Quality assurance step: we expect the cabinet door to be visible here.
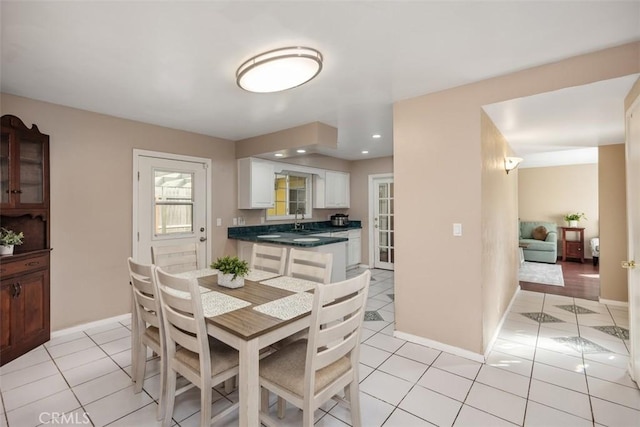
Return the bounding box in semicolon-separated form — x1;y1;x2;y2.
325;171;350;208
347;230;361;267
0;280;17;356
238;158;275;209
0;128;11;208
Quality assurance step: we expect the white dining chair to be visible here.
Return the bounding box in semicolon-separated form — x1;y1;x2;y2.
151;243;198;274
154;266;240;427
286;248;333;284
127;257;166;421
250;243;287;275
258;270;371;427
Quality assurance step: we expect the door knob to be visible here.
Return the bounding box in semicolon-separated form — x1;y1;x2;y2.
199;237;207;242
621;260;636;269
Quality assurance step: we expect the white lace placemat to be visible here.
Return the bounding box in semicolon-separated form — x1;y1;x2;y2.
260;276;318;293
201;291;251;318
161;284;212;298
245;269;280;282
253;292;314;320
174;268;218;280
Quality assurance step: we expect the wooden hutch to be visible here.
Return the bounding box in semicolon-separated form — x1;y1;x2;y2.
0;115;51;366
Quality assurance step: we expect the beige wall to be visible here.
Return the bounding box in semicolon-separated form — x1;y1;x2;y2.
599;145;628;302
1;94;237;330
518;164;599;256
349;156;394;265
394;42;640;355
480;112;519;349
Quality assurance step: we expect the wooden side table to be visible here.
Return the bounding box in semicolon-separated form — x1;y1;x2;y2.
561;227;585;263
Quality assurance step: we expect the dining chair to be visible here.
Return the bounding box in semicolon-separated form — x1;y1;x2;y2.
127;257;166;421
286;248;333;284
258;270;371;427
250;243;287;275
151;243;198;274
154;266;240;427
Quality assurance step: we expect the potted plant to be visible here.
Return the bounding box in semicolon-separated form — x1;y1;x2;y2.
564;212;587;228
0;227;24;255
211;255;249;288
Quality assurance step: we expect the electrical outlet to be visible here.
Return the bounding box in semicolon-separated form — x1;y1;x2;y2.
216;218;222;227
232;217;238;226
238;216;245;225
453;223;462;236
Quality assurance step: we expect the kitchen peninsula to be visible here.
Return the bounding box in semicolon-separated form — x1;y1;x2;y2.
228;221;361;282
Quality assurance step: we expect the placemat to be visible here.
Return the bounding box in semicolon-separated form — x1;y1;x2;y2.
260;276;318;293
245;269;280;282
201;291;251;318
253;292;314;320
174;268;218;280
161;283;212;298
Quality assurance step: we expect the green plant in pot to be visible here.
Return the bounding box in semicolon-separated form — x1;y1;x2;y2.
564;212;587;227
0;227;24;255
211;255;249;288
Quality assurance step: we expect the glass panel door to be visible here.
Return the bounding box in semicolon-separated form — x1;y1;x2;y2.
374;177;394;270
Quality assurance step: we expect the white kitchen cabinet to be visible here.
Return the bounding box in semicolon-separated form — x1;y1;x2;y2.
314;171;350;208
347;229;361;268
237;158;275;209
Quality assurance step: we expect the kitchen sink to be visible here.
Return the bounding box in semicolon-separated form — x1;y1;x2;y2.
293;237;320;242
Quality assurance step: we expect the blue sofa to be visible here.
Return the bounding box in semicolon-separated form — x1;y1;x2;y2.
519;221;558;263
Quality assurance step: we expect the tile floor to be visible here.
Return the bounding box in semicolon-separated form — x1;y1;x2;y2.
1;268;639;426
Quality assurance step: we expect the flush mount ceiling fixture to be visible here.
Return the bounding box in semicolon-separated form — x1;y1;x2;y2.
236;47;323;93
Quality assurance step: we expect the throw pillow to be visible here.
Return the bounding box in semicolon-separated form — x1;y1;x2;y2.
532;226;548;241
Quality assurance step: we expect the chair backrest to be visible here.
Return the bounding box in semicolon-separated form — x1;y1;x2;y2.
127;257;163;335
154;266;211;375
151;243;198;274
286;248;333;284
304;270;371;397
250;244;287;275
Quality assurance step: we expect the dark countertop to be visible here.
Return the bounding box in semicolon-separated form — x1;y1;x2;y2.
228;221;361;247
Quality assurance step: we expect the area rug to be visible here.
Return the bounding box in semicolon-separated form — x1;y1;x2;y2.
519;261;564;286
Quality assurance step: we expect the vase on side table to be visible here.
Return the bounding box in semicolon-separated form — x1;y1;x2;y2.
568;220;578;228
0;245;14;255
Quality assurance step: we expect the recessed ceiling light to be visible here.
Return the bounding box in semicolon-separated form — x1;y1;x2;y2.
296;149;306;153
274;153;284;157
372;134;381;139
236;47;323;93
361;150;369;154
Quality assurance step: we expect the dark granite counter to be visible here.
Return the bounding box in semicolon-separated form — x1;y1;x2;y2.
228;221;361;247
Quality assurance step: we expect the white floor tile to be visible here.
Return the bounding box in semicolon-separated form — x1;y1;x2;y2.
0;360;58;391
0;347;50;375
417;366;473;401
485;350;533;377
83;385;153;427
329;392;394;427
106;402;163;427
583;351;630;370
358;363;375;382
72;369;134;406
45;331;87;348
47;336;98;359
358;343;392;369
464;382;526;425
91;325;131;345
475;365;530;398
84;322;124;336
591;396;640;427
5;389;81;427
364;333;405;354
491;339;536;360
533;347;585;372
586;376;640;410
432;352;482;380
55;346;108;371
100;336;132;355
377;354;428;383
524;401;593;426
584;357;638;388
454;404;517;426
2;372;69;412
359;370;413;406
62;356;122;387
394;342;440;365
532;362;588;393
527;379;591;420
383;408;435;426
398;385;462;426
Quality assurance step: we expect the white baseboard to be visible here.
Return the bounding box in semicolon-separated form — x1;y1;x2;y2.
598;298;628;307
483;288;520;360
51;313;131;339
393;330;485;363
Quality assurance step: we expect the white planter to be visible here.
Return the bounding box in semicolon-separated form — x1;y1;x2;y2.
217;273;245;288
569;220;578;228
0;245;14;255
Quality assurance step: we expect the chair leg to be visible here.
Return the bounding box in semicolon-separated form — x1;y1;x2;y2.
347;381;362;427
261;387;269;413
223;376;235;394
302;406;314;427
133;342;146;393
277;397;286;419
200;382;212;427
162;369;177;427
156;350;166;421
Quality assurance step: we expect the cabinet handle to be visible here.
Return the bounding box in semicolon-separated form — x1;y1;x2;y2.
15;282;21;298
26;261;40;267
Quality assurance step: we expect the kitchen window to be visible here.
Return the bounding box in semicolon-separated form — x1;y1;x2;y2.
267;172;311;220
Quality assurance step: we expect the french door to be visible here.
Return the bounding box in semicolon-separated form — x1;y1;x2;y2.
133;150;210;267
625;97;640;384
370;175;394;270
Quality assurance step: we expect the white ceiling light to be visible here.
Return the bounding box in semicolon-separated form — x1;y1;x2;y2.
236;47;323;93
296;149;306;153
372;134;381;139
362;150;369;154
274;153;284;157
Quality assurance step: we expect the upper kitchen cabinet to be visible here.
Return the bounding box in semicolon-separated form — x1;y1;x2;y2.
1;115;50;211
314;170;350;208
237;157;275;209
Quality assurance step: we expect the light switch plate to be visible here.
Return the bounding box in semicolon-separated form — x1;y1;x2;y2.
453;223;462;236
216;218;222;226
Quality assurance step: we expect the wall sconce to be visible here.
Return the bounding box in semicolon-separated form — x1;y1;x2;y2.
504;157;523;174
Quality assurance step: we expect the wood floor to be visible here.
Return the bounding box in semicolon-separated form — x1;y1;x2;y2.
519;258;600;301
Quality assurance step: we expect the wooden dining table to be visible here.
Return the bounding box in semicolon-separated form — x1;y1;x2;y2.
195;272;314;427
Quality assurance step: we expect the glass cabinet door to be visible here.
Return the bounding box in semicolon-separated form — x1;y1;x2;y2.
18;136;45;205
0;130;10;206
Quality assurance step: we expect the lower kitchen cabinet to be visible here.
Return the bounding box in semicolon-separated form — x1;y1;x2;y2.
0;251;50;365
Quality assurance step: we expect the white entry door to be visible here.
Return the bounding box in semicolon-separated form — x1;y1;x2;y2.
625;97;640;384
371;175;395;270
133;150;210;267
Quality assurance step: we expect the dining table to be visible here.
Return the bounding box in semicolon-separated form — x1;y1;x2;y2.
187;269;317;427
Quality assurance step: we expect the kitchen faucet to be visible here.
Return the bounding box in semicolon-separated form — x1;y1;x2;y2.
294;209;305;230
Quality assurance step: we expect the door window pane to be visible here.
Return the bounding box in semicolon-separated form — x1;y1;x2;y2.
154;170;194;235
